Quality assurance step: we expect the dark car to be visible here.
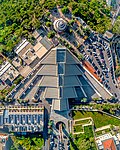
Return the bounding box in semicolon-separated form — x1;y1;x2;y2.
114;93;117;97
96;101;102;104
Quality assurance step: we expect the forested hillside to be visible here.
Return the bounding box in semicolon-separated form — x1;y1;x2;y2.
68;0;111;32
0;0;111;54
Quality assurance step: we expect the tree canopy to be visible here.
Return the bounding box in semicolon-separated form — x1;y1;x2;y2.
0;0;55;54
115;66;120;77
69;0;111;33
0;0;112;55
11;135;44;150
113;16;120;35
71;126;96;150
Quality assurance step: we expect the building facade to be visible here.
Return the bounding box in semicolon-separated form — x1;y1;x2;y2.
96;133;120;150
0;105;44;133
7;46;112;112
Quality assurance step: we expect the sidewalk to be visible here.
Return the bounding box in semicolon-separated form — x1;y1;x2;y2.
95;125;111;132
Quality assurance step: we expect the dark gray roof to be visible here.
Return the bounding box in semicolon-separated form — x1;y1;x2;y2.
40;36;53;50
0;115;3;126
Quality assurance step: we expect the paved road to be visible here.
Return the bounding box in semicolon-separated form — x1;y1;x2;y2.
112;5;120;25
43;100;50;150
79;33;120;100
111;36;120;64
95;125;111;132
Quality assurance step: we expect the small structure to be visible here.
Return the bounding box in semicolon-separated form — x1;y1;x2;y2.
95;133;120;150
0;133;9;150
102;138;117;150
0;61;19;90
54;18;67;33
32;29;44;41
0;108;4;127
106;0;120;10
103;31;114;41
13;35;53;77
15;39;38;66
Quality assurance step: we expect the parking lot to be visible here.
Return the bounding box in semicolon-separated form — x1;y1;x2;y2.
79;32;120;101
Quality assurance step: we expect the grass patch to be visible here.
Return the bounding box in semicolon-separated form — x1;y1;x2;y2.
74;125;83;133
75;119;90;125
72;110;120;128
95;128;111;136
71;126;96;150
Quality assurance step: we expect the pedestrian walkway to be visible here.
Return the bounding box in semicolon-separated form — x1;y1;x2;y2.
73;117;93;135
95;125;111;132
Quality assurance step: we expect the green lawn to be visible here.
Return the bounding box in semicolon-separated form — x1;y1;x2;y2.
95;128;111;136
72;111;120;128
74;125;83;133
75;119;90;125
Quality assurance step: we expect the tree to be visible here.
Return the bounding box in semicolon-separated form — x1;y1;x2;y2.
34;20;41;29
45;21;52;27
81;97;87;103
69;19;75;26
72;8;79;16
115;66;120;77
111;96;115;100
13;76;23;85
0;0;112;58
71;0;111;33
0;59;3;65
83;27;91;36
78;54;84;61
47;31;55;38
69;29;73;34
113;16;120;35
46;12;51;17
92;97;99;101
11;134;44;150
61;6;69;14
0;95;5;101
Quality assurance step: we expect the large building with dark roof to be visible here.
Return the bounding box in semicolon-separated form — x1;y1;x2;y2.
7;46;112;112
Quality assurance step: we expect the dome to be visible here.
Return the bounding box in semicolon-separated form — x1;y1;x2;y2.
53;18;67;32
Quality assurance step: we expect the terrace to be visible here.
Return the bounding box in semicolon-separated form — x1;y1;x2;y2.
72;110;120;128
0;61;19;90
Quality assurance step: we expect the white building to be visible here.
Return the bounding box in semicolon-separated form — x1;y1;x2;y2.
54;18;67;33
0;61;19;90
96;133;120;150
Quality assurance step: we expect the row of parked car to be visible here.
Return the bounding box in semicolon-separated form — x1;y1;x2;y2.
79;34;113;90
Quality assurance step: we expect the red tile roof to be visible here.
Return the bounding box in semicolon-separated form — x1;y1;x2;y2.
103;138;117;150
83;61;102;82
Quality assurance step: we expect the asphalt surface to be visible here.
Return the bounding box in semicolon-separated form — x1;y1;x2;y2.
79;33;120;100
42;99;51;150
112;5;120;25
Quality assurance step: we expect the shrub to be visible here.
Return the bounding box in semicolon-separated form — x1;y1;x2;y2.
61;6;69;14
13;76;23;85
45;21;52;27
47;31;55;38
